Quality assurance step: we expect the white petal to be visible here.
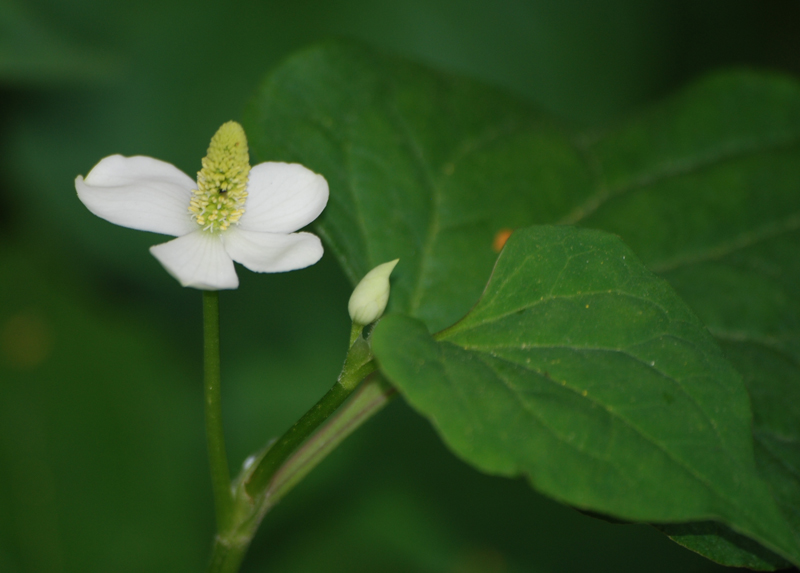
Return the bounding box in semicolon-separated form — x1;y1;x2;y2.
76;155;198;236
222;228;323;273
238;162;329;233
150;231;238;290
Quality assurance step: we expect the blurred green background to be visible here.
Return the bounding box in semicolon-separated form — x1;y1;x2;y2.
2;0;799;571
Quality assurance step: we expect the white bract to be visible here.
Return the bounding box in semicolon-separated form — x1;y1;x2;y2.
348;259;399;325
75;121;329;290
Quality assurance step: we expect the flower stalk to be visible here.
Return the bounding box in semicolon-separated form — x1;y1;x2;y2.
203;291;234;531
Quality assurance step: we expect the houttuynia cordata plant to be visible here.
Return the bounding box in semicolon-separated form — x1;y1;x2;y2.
75;42;800;572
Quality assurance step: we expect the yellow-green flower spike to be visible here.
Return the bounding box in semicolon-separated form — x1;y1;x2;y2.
189;121;251;232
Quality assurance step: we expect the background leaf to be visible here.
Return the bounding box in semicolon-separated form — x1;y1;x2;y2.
656;522;792;571
245;43;800;568
245;42;596;332
595;73;800;569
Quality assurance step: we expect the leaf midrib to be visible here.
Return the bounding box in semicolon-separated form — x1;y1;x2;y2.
443;290;683;337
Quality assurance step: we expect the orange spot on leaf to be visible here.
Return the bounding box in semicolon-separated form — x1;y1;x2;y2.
492;228;513;252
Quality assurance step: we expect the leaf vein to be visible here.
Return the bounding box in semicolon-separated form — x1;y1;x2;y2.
468;347;766;526
561;132;800;226
651;211;800;273
754;431;800;486
468;350;636;481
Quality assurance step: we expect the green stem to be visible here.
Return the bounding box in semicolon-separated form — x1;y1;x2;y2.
244;358;375;498
203;291;233;532
349;322;362;346
208;373;395;573
267;373;396;503
207;535;249;573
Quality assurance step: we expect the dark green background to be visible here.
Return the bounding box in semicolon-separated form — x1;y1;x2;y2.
2;1;799;571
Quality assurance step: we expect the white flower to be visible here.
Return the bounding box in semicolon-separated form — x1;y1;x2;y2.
75;121;328;290
348;259;399;325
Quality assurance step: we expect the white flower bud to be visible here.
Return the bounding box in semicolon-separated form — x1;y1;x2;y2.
348;259;399;325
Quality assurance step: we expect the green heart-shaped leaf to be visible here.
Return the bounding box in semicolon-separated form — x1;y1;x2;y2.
372;226;800;564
